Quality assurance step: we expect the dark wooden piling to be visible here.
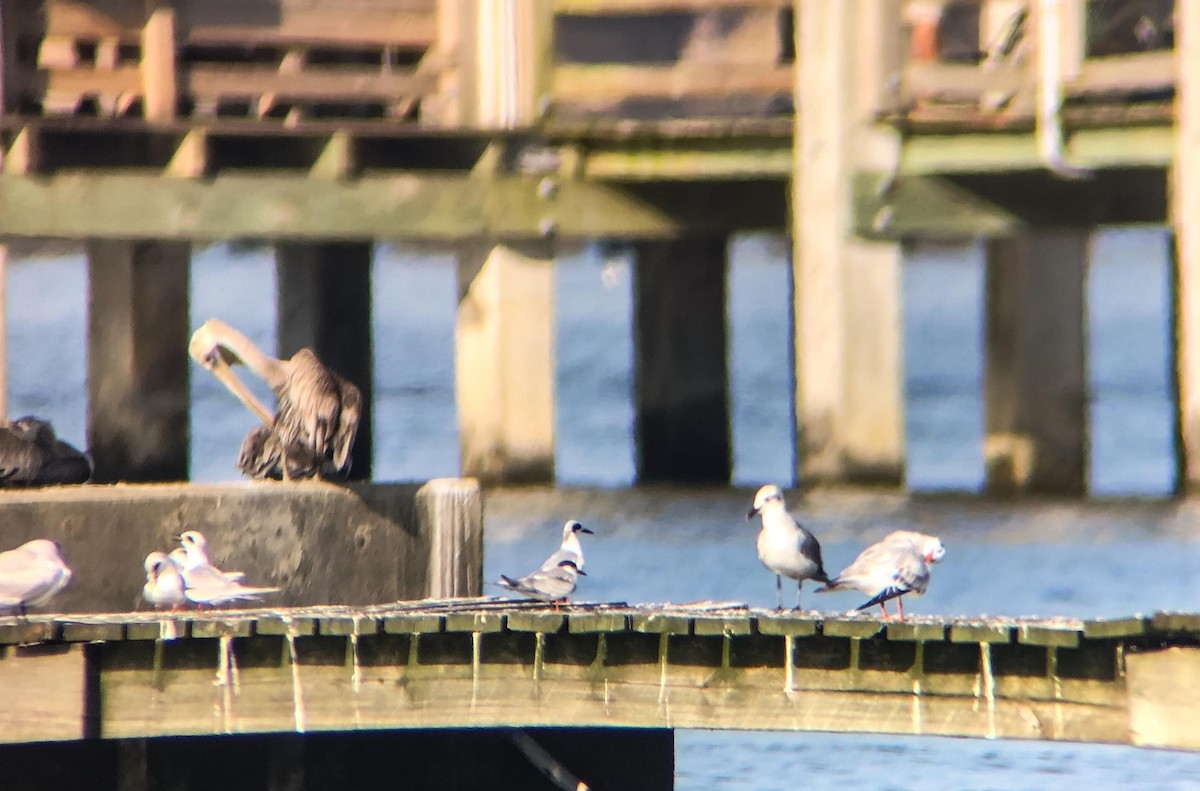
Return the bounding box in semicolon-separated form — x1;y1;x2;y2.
633;238;731;484
276;242;375;481
86;240;191;483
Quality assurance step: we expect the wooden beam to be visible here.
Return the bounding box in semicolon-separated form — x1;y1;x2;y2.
141;4;177;123
1127;647;1200;750
0;643;88;742
0;174;787;239
900;126;1174;173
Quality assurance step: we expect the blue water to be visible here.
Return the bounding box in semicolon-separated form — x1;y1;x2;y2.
6;230;1199;788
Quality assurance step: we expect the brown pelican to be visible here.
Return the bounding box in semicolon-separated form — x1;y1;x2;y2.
0;416;92;486
188;319;362;480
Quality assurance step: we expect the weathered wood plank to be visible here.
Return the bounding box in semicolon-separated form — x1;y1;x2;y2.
0;643;87;742
555;64;792;103
1127;647;1200;750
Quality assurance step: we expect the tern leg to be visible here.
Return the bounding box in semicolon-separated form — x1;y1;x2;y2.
794;581;803;611
878;600;889;620
775;575;783;610
897;596;906;621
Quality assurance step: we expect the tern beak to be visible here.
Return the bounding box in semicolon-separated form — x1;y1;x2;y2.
747;506;759;520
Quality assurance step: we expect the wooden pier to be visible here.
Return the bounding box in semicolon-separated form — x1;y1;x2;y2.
0;0;1193;494
0;604;1197;788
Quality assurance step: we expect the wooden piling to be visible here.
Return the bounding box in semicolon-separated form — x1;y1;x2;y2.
1173;0;1200;494
984;233;1089;496
455;241;556;484
632;238;731;484
86;240;190;482
793;0;906;487
275;242;375;481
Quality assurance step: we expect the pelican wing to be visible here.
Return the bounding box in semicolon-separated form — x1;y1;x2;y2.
330;374;362;472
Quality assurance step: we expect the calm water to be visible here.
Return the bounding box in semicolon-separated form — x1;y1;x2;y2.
6;230;1199;788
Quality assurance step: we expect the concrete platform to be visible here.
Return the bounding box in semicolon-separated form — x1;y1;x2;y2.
0;479;482;613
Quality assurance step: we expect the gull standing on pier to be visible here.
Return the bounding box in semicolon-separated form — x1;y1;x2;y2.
174;530;278;606
0;416;92;486
0;539;72;614
189;319;362;481
747;484;830;610
498;559;585;602
817;530;945;621
142;551;187;610
540;520;594;572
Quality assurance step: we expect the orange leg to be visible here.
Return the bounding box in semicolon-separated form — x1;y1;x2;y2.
897;596;906;621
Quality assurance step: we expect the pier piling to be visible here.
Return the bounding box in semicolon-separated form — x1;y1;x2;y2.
793;0;905;487
275;241;375;480
633;237;731;484
984;233;1089;496
455;241;556;485
86;240;190;482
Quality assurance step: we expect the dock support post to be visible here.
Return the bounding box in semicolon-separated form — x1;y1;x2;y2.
632;238;731;483
983;233;1089;496
793;0;906;486
1172;0;1200;494
275;242;374;480
455;242;555;484
87;240;190;482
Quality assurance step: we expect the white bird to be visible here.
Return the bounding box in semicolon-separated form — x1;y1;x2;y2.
498;559;585;602
0;539;72;615
174;531;245;581
539;520;594;572
181;564;280;607
174;530;277;606
142;551;187;610
817;530;946;621
747;484;829;610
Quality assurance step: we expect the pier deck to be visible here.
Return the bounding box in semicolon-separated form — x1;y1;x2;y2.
3;602;1197;751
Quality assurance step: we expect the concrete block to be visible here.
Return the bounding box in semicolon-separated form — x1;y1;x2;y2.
0;479;481;614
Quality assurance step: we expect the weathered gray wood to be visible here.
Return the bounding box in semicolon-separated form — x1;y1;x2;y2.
87;240;190;482
1127;647;1200;750
984;232;1089;496
632;237;730;483
455;241;556;484
793;0;905;487
0;173;788;239
1173;0;1200;495
0;643;87;742
275;241;374;480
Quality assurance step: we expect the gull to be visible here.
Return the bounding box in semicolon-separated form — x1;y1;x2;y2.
817;530;945;621
189;318;362;481
747;484;829;610
181;564;280;607
539;520;594;572
174;530;276;606
168;547;244;583
498;559;585;603
142;551;187;610
0;539;72;615
175;530;245;581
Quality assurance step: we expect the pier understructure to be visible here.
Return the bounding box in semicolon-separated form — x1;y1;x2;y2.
0;1;1193;494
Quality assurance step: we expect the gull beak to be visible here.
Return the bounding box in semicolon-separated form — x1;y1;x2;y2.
747;506;759;520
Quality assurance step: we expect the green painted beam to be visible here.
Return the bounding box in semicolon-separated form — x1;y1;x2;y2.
899;125;1173;175
0;173;787;240
854;168;1168;239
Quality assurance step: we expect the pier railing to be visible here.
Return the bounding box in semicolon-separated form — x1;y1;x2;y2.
1;1;1180;131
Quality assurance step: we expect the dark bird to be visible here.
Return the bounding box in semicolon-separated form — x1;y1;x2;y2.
0;416;91;486
747;484;829;611
189;319;362;481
